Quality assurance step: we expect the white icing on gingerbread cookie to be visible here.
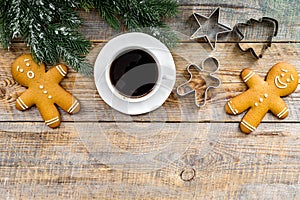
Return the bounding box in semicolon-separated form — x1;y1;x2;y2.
227;101;237;115
27;71;35;79
56;65;66;77
277;107;288;118
291;74;295;81
16;97;28;110
45;116;60;126
241;120;256;132
68;100;80;113
275;76;288;89
243;71;255;82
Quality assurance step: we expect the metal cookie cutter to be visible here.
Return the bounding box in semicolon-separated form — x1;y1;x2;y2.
177;57;221;108
235;17;278;59
190;7;232;50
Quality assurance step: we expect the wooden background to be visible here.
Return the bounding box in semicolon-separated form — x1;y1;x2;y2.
1;0;300;199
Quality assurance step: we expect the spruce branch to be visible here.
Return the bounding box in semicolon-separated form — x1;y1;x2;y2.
88;0;179;30
0;0;179;75
0;0;92;75
131;27;179;49
81;0;179;47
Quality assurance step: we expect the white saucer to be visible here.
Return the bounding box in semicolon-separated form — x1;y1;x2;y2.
94;32;176;115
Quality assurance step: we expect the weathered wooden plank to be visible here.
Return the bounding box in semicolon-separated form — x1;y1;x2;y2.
0;122;299;199
1;2;299;199
3;42;299;80
1;43;299;122
2;82;300;123
79;0;300;42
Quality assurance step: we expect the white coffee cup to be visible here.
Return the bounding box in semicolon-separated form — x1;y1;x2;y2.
105;47;162;103
94;32;176;115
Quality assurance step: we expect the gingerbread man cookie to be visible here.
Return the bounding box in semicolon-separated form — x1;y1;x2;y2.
12;54;80;128
225;62;298;134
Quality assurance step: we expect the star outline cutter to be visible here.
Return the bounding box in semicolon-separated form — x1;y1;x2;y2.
190;7;232;50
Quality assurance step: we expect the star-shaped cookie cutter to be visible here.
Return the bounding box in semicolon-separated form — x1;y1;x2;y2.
234;17;278;59
177;57;221;108
190;7;232;50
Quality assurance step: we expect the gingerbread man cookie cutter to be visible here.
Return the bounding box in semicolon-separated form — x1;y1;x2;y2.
234;17;278;59
177;57;221;107
225;62;298;134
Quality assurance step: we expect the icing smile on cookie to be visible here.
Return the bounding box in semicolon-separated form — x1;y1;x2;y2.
275;76;288;89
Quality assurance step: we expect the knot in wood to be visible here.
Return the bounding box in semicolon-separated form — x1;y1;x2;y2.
180;168;196;182
0;87;6;100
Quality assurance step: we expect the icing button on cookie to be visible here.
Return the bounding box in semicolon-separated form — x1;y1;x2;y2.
254;103;258;107
48;95;52;99
39;85;44;89
259;98;263;103
264;93;268;98
43;90;48;94
27;71;35;79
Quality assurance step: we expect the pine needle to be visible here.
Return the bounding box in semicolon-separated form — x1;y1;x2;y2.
0;0;179;75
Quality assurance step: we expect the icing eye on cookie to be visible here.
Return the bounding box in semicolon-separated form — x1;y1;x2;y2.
290;74;295;81
16;66;24;73
27;71;35;79
286;74;295;83
24;58;30;67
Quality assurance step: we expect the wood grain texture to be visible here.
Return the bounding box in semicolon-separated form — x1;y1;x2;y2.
79;0;300;42
1;1;300;199
0;122;299;199
1;43;299;122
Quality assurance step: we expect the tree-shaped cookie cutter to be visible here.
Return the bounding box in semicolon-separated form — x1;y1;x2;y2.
177;57;221;107
235;17;278;59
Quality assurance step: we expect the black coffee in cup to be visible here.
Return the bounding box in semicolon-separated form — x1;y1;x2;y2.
109;49;159;98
